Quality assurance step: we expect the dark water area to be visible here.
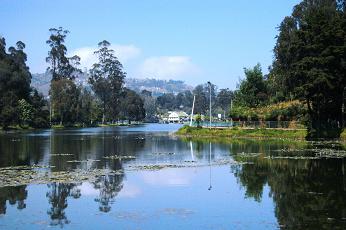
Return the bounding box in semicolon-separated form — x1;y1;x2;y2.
0;124;345;229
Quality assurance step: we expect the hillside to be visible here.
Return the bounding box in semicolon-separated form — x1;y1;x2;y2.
31;72;192;96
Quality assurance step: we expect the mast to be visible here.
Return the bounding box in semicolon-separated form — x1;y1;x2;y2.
190;95;195;126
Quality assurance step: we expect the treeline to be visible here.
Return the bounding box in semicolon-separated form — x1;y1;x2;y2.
47;28;144;126
0;39;49;128
0;27;145;129
231;0;345;138
154;84;233;118
270;0;345;138
172;0;345;138
229;64;307;124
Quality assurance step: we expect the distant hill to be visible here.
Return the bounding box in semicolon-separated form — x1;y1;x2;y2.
124;78;193;97
31;73;51;96
31;72;193;97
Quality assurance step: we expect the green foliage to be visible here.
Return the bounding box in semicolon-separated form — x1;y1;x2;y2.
89;40;125;123
156;90;193;113
2;29;149;129
50;79;80;125
0;37;42;129
272;0;346;138
192;83;218;115
230;105;256;120
46;27;82;126
76;87;100;125
234;64;268;107
230;101;307;123
176;126;307;139
18;99;34;126
46;27;81;81
140;90;157;122
195;114;202;128
0;102;18;129
29;89;49;128
120;89;145;122
156;93;176;110
156;82;230;119
216;88;233;114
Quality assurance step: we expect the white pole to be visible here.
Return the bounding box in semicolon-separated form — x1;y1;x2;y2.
190;95;195;127
209;82;212;128
208;141;212;190
190;141;195;161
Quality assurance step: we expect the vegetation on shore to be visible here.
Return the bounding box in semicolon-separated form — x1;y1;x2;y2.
0;28;146;130
1;1;345;137
176;126;308;140
177;126;346;142
229;1;346;139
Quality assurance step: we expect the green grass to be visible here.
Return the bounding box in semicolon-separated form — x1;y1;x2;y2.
0;125;34;131
176;126;346;141
51;124;64;129
341;130;346;139
176;126;308;140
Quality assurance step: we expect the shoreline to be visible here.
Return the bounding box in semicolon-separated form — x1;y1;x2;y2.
175;126;346;141
0;122;146;132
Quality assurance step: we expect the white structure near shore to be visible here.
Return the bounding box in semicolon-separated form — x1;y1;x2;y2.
161;111;189;123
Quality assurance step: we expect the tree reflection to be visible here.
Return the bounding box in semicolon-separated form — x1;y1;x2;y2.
46;183;81;227
0;135;46;168
0;186;27;214
93;174;124;212
232;155;346;229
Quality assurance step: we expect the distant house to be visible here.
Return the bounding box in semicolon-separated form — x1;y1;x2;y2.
168;111;189;123
168;112;179;123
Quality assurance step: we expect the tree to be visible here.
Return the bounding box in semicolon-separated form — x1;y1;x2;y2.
234;64;268;107
76;87;95;125
272;0;346;138
29;89;49;128
156;93;176;111
46;27;81;126
18;99;34;126
216;88;234;118
46;27;80;81
193;85;207;114
120;89;145;123
89;40;126;123
0;38;32;128
50;79;80;125
140;90;157;122
176;90;194;110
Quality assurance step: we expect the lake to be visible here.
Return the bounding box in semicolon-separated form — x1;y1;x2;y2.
0;124;345;229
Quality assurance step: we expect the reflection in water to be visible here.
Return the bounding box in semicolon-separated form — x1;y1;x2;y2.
46;183;81;227
190;141;195;162
93;173;124;213
208;142;212;191
232;154;346;229
0;134;46;168
0;125;345;229
0;186;27;215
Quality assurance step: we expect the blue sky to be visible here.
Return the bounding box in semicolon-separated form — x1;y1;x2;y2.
1;0;301;89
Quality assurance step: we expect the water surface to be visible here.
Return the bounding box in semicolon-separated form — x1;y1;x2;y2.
0;124;345;229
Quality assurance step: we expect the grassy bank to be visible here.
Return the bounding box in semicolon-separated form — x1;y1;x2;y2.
176;126;346;141
176;126;308;140
51;122;143;129
0;125;35;131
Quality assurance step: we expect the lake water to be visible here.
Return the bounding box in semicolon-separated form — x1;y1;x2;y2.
0;124;345;229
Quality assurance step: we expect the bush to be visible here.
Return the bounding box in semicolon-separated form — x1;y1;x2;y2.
230;101;307;122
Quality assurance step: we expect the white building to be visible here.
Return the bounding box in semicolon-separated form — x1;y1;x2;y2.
167;111;189;123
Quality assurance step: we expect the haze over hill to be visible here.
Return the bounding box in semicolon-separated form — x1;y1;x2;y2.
31;72;193;97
